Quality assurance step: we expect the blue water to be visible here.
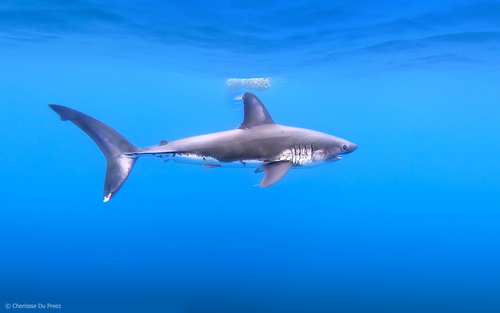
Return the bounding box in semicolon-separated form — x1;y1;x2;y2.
1;1;500;312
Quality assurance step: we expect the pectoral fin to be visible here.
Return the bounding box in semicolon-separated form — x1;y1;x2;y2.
259;161;292;188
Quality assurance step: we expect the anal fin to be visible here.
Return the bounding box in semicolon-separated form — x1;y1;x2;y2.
260;161;292;188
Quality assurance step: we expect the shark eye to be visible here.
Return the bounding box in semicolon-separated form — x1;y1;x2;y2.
342;144;348;151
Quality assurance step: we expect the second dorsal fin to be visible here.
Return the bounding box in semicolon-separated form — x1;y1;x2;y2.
239;92;275;129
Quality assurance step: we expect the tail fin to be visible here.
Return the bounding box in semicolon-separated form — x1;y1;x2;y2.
49;104;138;202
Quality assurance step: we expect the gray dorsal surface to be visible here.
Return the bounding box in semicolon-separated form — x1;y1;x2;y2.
239;92;275;129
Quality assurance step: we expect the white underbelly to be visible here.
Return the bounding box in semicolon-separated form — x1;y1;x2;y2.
144;151;334;169
153;152;266;168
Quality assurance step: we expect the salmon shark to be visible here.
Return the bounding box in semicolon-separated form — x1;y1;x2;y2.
49;92;357;202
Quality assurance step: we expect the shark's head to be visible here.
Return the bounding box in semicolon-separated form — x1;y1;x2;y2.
318;137;357;163
339;140;358;155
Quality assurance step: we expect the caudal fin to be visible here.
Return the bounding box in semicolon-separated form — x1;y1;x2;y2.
49;104;138;202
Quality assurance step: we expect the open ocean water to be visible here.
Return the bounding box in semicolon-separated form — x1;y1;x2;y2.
1;1;500;312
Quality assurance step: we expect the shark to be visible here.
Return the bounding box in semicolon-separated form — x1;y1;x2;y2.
49;92;357;202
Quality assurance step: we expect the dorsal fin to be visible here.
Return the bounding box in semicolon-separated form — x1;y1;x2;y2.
239;92;275;129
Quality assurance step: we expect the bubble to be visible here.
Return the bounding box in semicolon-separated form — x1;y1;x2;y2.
226;77;271;92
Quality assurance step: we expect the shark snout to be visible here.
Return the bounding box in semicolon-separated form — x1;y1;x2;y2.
341;142;357;154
